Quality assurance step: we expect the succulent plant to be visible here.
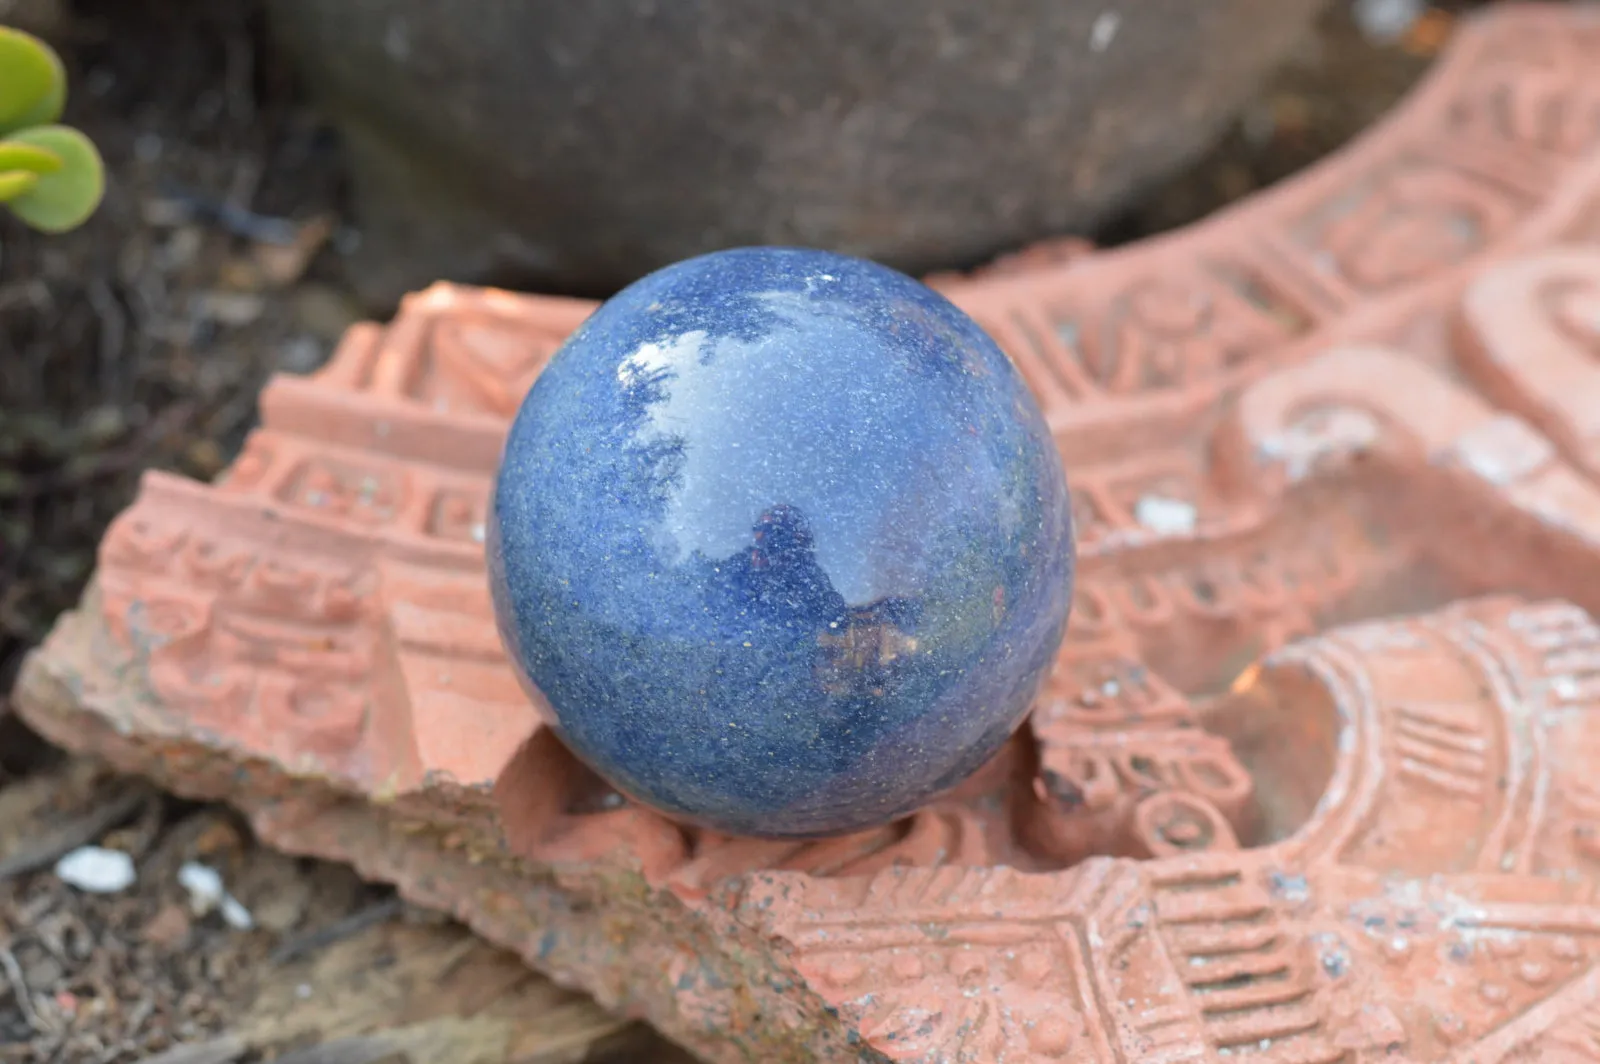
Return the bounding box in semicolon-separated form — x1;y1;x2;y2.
0;25;103;232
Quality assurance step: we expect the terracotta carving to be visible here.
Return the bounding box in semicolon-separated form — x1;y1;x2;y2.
18;5;1600;1061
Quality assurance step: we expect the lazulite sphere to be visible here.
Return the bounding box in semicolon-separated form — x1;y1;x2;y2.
488;247;1074;838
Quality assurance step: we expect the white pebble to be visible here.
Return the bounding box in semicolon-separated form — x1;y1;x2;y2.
178;861;255;930
1352;0;1424;44
1134;494;1198;536
178;860;224;907
221;896;256;931
54;847;137;894
1089;11;1121;53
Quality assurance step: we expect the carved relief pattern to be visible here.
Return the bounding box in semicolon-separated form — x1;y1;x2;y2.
32;8;1600;1064
765;599;1600;1064
96;489;383;770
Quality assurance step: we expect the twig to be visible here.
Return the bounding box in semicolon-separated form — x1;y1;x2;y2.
153;181;297;245
226;157;262;217
0;782;153;883
223;29;255;127
134;1035;248;1064
0;279;51;314
122;792;166;859
266;1034;408;1064
15;401;195;496
269;895;406;965
0;946;41;1032
86;277;128;401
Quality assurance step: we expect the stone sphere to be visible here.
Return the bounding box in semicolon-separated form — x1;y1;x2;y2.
488;247;1074;837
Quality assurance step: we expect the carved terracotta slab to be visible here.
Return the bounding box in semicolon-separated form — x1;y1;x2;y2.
19;5;1600;1061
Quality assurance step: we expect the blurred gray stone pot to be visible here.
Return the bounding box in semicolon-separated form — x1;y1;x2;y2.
265;0;1328;304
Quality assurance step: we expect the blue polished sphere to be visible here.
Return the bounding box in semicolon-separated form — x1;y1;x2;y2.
488;247;1074;838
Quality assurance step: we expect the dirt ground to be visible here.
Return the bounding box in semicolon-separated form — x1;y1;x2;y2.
0;0;1502;1060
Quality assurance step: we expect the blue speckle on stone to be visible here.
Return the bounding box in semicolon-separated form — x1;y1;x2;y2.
489;247;1074;837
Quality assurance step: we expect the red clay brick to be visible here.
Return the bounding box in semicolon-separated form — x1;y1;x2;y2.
21;6;1600;1060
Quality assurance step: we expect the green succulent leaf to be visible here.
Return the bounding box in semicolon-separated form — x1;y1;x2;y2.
0;170;39;200
2;125;102;232
0;139;63;175
0;27;66;135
